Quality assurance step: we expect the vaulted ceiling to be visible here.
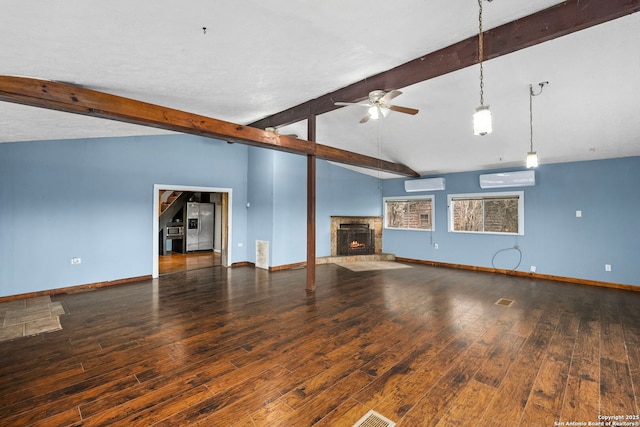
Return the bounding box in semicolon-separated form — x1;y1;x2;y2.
1;1;639;178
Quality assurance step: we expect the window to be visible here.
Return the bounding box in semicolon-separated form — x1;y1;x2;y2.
384;196;433;231
448;191;524;235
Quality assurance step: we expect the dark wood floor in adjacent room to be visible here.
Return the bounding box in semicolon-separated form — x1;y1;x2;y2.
0;263;639;426
159;251;220;275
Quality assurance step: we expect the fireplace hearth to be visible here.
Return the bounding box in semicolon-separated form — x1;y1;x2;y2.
337;223;375;256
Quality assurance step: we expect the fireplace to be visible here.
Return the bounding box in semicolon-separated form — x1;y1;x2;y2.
330;216;382;257
336;223;375;256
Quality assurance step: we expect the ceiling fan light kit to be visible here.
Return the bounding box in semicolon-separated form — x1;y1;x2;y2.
473;0;492;136
368;105;390;120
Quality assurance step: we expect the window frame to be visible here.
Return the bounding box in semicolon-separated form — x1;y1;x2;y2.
447;191;524;235
383;195;435;232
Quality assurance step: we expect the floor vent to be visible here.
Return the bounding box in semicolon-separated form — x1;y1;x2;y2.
495;298;514;307
352;410;396;427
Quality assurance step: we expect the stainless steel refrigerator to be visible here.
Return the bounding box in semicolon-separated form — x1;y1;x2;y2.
186;202;214;252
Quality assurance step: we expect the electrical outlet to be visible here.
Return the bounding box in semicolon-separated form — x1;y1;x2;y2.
576;210;582;217
434;243;439;249
238;242;243;247
530;265;536;273
71;257;81;265
605;264;612;272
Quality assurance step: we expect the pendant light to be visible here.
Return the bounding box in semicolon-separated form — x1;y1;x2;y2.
526;81;548;168
473;0;492;136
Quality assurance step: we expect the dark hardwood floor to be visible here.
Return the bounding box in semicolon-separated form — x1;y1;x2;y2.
0;263;639;426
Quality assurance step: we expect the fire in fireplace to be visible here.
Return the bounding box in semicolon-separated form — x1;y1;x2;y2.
337;223;375;256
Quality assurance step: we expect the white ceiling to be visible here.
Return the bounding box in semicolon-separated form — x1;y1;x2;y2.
1;1;639;177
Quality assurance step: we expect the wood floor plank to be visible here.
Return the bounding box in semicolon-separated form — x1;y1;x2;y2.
435;379;496;427
79;354;237;419
473;332;526;388
281;341;384;409
353;309;486;410
248;398;296;427
28;407;82;427
622;321;640;412
523;310;580;421
310;398;371;427
601;306;628;365
560;314;601;422
374;312;494;422
397;313;514;426
476;309;562;427
150;364;293;426
1;264;639;426
263;370;373;427
519;402;557;427
0;374;138;427
600;358;637;415
95;384;213;427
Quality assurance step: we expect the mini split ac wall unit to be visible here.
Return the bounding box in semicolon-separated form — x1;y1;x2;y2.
479;170;535;189
404;177;446;192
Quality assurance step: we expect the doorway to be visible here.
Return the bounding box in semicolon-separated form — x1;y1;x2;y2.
152;184;232;278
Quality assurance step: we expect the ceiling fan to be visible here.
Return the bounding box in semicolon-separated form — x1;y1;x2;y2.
335;90;419;123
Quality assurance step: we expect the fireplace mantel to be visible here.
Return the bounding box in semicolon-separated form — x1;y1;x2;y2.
330;216;383;256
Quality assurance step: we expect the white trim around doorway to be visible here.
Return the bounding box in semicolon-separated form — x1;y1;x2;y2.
153;184;233;278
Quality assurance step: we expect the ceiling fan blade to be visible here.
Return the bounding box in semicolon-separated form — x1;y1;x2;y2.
335;101;371;108
359;113;371;124
389;105;419;115
381;90;402;103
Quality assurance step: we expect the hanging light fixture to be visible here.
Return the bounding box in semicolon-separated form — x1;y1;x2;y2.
526;81;548;168
473;0;492;136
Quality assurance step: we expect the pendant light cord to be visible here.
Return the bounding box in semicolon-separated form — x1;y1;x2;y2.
478;0;485;106
529;82;547;152
529;85;534;152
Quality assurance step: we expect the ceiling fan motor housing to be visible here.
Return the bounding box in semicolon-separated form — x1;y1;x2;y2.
369;90;386;103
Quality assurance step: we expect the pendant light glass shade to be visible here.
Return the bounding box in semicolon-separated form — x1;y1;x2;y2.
473;105;492;136
526;151;538;168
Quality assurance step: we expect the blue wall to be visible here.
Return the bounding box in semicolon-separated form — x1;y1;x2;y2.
247;147;275;265
0;134;249;297
2;132;637;297
316;161;383;256
382;157;640;287
246;148;383;267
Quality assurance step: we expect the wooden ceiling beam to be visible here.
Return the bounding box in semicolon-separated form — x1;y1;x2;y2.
249;0;640;130
0;76;419;177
